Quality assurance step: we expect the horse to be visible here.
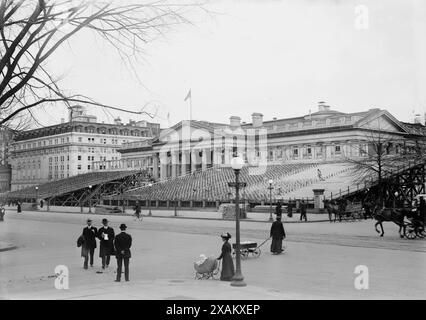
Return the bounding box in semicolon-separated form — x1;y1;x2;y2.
372;206;415;237
324;200;344;222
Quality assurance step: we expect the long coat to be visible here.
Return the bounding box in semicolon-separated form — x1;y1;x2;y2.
83;226;97;249
275;204;282;218
97;226;115;257
217;241;235;281
270;221;286;253
77;235;89;258
114;232;132;259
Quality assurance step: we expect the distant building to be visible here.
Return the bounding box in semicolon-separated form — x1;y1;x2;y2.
92;104;423;181
9;107;160;191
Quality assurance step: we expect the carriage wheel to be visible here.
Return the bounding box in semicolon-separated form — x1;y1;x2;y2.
405;224;417;240
195;272;203;280
241;250;248;260
253;248;261;258
416;226;426;238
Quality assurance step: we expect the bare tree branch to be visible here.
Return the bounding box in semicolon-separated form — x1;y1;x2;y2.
0;0;207;129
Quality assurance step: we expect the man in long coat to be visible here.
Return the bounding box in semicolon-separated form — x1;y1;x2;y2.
97;218;115;269
114;224;132;282
270;216;286;254
82;218;97;269
299;200;307;221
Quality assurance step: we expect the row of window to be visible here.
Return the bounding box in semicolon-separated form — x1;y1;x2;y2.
16;137;134;151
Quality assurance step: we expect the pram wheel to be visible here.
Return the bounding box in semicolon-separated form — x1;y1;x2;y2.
253;248;261;258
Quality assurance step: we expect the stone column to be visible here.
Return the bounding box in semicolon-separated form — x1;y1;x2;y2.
160;152;167;180
202;148;209;171
214;148;222;166
181;151;189;176
171;151;178;178
191;149;197;173
152;155;159;179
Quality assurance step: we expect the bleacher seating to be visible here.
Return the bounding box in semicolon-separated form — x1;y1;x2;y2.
124;163;318;202
6;170;141;199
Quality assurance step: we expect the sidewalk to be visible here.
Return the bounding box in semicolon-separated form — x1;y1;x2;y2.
6;278;322;300
5;207;329;223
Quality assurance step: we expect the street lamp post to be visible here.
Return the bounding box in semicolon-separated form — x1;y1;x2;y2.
88;185;92;213
268;179;274;221
229;156;247;287
35;186;39;210
148;182;153;216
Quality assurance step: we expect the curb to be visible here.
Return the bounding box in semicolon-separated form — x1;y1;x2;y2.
4;209;330;224
0;242;18;252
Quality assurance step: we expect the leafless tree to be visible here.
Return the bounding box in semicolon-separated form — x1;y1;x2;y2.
0;0;206;129
345;127;426;205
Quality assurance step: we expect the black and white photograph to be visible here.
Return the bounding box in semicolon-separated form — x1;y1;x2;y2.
0;0;425;306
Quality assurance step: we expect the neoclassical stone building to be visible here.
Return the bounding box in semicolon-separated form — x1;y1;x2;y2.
93;104;419;181
9;107;160;191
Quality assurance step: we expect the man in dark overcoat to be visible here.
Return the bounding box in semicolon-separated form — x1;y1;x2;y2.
82;218;97;269
97;218;115;269
299;200;307;221
114;224;132;282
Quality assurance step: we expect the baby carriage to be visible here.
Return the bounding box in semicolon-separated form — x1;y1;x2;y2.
194;255;220;280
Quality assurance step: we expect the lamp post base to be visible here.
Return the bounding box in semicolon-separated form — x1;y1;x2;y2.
230;273;247;287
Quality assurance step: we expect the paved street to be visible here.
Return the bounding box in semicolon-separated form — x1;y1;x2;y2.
0;209;425;299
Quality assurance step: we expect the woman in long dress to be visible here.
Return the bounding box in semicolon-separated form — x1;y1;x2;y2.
217;232;235;281
270;216;286;254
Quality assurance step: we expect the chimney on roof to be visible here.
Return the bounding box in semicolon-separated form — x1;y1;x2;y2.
252;113;263;127
229;116;241;128
318;101;330;112
60;118;65;123
114;117;122;125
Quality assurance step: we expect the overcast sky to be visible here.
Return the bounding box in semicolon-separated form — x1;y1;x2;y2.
42;0;426;128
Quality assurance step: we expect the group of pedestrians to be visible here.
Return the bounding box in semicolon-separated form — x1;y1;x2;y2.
217;213;287;281
275;200;308;221
77;218;132;282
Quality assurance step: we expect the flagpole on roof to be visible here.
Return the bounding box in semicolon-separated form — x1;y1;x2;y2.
184;88;192;123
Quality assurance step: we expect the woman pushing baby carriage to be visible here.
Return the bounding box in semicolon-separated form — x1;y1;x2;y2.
194;232;235;281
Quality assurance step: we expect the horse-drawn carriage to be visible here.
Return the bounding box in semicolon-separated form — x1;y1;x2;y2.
372;207;425;239
324;199;364;222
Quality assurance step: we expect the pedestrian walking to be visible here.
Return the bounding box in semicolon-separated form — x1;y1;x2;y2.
82;218;97;269
114;224;132;282
275;202;282;219
134;201;142;221
287;200;293;218
40;199;44;209
0;204;5;221
217;232;235;281
317;169;325;181
17;201;22;213
270;216;286;254
97;218;115;269
300;200;307;221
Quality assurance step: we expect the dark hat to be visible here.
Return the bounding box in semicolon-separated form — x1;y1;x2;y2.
102;218;108;223
221;232;231;240
119;224;127;230
86;218;92;222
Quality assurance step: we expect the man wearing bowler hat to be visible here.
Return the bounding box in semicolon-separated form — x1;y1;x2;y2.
97;218;115;269
82;218;97;269
114;224;132;282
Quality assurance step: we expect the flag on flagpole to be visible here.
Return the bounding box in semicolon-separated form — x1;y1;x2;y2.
184;89;192;102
